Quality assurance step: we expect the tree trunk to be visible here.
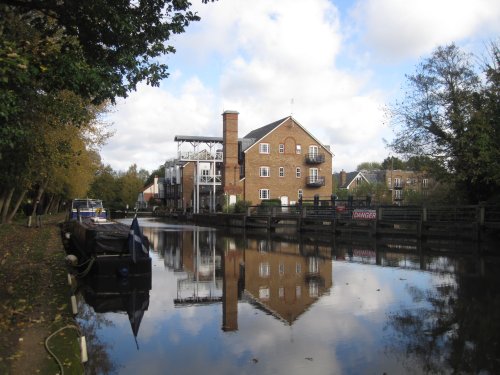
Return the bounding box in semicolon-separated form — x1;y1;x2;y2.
45;194;54;215
1;187;15;224
32;179;49;217
6;189;27;224
0;188;5;217
51;196;61;213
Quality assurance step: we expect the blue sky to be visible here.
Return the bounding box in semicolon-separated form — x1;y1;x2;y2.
101;0;500;173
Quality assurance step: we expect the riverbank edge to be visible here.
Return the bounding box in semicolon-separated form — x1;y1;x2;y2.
0;213;83;374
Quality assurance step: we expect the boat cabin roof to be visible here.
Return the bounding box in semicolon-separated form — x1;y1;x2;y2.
71;199;104;209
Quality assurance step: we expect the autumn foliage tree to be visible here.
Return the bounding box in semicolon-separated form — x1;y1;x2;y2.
0;0;204;223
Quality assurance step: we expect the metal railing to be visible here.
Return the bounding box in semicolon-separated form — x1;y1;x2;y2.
305;153;325;164
198;175;222;184
306;176;325;187
178;150;223;161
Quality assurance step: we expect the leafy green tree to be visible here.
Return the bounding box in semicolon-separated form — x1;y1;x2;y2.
144;165;165;187
88;165;122;209
351;182;391;205
405;155;439;172
0;90;109;223
1;1;202;105
356;161;382;170
388;43;499;203
381;156;405;170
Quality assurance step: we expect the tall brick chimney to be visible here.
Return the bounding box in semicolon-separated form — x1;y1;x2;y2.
222;110;241;194
340;169;347;187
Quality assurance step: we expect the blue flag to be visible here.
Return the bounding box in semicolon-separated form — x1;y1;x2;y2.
128;216;148;263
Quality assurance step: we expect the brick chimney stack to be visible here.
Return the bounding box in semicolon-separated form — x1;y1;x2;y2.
340;169;347;187
222;110;241;194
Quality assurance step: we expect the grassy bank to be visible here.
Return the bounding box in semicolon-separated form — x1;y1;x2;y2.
0;213;83;374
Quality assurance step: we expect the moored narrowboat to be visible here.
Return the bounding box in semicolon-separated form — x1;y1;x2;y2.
63;199;151;277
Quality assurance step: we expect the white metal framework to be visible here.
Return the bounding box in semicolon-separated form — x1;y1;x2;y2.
175;136;224;214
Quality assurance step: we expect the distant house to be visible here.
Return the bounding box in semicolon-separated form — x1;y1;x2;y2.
136;175;164;209
333;169;434;204
334;170;370;190
164;111;333;213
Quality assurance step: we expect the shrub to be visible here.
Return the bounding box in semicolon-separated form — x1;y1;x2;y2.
234;200;251;213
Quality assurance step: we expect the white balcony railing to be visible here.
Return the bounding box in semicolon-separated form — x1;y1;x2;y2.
179;150;223;161
198;175;222;184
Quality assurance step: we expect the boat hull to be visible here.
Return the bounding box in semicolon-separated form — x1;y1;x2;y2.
63;220;151;276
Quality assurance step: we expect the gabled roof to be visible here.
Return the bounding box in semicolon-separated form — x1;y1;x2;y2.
360;170;385;184
334;170;386;189
334;171;364;189
243;117;289;141
242;116;333;155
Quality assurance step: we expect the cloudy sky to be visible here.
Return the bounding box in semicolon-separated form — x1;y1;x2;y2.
101;0;500;173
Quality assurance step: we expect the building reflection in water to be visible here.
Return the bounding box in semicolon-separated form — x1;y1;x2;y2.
142;226;333;331
143;224;494;334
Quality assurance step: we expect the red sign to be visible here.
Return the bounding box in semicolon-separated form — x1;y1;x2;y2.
352;209;377;220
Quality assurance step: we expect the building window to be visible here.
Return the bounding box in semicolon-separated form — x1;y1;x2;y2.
259;143;270;154
309;282;319;297
259;189;270;200
279;287;284;298
259;262;270;277
279;167;284;177
296;263;301;274
296;144;301;154
308;145;318;156
423;178;428;188
296;286;301;298
407;178;412;185
279;144;284;153
258;240;269;252
394;178;401;188
309;168;319;182
279;263;285;275
395;190;403;199
296;167;301;178
259;166;270;177
259;287;270;300
308;257;319;273
298;189;303;199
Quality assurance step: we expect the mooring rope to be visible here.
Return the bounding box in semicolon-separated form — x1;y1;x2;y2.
73;256;96;278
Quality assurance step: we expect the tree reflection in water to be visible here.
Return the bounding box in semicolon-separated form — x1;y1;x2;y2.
77;299;119;374
386;260;500;374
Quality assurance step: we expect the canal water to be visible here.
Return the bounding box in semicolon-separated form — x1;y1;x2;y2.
76;218;500;375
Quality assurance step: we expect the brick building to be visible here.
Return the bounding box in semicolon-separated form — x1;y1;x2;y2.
333;169;434;204
136;175;164;209
222;110;333;206
164;111;333;212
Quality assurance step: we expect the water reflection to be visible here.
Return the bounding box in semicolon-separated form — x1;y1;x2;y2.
76;219;500;375
76;268;151;373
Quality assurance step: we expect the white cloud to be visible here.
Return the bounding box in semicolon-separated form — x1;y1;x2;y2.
102;79;217;172
100;0;498;174
354;0;500;60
